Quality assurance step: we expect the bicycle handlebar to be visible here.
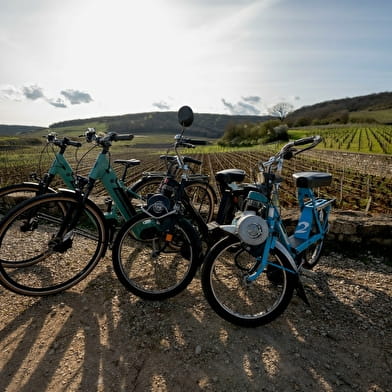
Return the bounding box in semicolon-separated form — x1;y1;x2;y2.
45;133;82;148
281;135;321;153
82;128;133;145
260;135;322;172
176;141;195;149
63;137;82;148
111;133;134;142
293;136;319;146
181;137;207;146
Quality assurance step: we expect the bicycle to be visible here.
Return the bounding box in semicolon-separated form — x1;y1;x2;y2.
0;124;200;296
201;135;335;327
112;106;257;300
0;133;81;219
131;152;217;224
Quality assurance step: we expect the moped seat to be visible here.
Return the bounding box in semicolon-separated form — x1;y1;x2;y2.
293;172;332;188
215;169;246;185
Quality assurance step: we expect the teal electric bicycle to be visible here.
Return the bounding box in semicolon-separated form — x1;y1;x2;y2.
0;111;201;297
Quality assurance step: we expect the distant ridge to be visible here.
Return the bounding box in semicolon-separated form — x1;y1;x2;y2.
2;91;392;137
0;124;45;136
49;111;272;138
287;91;392;125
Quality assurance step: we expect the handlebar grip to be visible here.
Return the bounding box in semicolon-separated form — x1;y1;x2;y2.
293;136;317;146
113;134;134;142
182;142;195;148
183;157;202;165
183;138;207;146
65;138;82;148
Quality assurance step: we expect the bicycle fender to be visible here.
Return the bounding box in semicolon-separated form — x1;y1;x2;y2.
21;182;57;193
274;240;298;273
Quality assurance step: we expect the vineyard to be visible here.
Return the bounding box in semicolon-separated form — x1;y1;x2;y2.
299;125;392;154
0;141;391;215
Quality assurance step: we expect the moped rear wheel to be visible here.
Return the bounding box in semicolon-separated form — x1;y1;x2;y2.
302;209;328;269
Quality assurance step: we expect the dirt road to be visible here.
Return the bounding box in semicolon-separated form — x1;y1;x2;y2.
1;252;391;392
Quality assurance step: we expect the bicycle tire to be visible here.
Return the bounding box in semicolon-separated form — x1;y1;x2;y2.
302;209;328;269
0;192;107;295
131;177;216;223
201;236;296;327
0;182;56;219
112;211;201;300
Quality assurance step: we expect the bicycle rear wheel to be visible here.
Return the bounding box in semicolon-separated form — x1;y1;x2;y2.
112;212;201;300
0;192;107;296
201;236;296;327
131;177;216;223
0;182;55;219
302;209;328;269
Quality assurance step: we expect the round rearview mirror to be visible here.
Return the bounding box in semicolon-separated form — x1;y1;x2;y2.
178;106;194;127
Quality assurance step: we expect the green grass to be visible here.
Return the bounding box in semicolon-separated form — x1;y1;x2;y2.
350;108;392;123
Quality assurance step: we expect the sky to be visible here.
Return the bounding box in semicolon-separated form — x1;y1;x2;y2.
0;0;391;126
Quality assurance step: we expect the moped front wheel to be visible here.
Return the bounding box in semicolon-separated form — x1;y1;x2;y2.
201;236;296;327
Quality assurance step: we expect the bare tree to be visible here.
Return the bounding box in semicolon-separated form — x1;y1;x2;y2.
268;102;294;120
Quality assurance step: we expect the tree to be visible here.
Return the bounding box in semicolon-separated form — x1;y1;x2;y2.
268;102;294;120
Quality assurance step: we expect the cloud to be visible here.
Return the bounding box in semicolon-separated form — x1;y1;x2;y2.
0;85;23;101
242;95;261;104
22;85;45;100
152;100;171;110
61;89;93;105
47;98;67;108
221;97;261;115
0;84;93;109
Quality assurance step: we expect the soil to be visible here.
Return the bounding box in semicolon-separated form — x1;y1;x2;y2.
0;251;391;392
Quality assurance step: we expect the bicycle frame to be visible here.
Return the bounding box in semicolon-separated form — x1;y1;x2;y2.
45;152;75;189
85;150;138;222
21;135;79;192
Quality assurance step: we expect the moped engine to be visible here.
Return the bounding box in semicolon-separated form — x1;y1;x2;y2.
234;211;269;246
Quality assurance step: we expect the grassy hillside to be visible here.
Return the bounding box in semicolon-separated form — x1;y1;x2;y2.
286;92;392;126
0;124;45;136
48;112;272;139
0;112;271;139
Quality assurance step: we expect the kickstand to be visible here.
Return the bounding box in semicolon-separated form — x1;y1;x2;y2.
296;280;310;306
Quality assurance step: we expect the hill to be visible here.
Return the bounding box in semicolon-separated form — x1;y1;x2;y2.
0;112;271;139
2;91;392;138
48;112;272;139
0;124;45;136
286;91;392;126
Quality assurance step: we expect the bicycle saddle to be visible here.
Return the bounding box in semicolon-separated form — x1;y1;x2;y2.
114;159;141;167
293;172;332;188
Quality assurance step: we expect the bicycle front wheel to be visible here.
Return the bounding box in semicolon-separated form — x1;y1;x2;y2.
201;236;296;327
0;192;107;296
112;212;201;300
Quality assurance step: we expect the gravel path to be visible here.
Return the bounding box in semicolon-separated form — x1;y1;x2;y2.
1;251;391;392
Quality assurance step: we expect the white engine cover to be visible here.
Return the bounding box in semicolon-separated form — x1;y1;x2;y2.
236;211;269;246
